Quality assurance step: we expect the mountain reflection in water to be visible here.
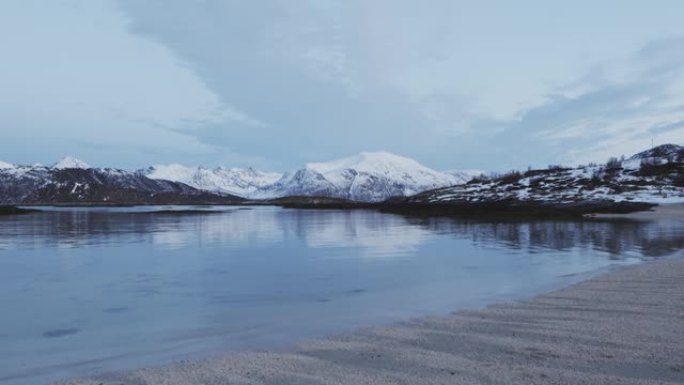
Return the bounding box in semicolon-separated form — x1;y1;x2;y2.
1;206;681;259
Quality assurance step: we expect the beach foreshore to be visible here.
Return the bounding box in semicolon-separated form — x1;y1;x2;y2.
65;256;684;385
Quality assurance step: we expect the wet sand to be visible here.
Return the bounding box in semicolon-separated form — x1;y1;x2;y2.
65;256;684;385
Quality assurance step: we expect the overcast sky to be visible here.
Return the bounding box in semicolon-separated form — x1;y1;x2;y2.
2;0;684;171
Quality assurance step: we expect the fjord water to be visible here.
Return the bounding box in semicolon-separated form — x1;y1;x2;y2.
1;207;683;384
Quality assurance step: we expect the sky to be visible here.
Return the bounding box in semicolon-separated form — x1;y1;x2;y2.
1;0;684;172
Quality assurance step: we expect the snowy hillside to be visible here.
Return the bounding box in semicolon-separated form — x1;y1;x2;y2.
406;144;684;205
145;165;282;197
263;152;466;202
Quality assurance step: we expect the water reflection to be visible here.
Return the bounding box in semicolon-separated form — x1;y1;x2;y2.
404;216;684;258
0;206;682;385
1;206;682;259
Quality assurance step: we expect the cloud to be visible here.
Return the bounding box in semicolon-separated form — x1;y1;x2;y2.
3;0;684;171
114;0;472;168
0;0;258;167
485;38;684;168
114;0;684;171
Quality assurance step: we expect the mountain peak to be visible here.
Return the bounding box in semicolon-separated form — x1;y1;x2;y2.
53;156;90;170
284;151;466;201
306;151;428;175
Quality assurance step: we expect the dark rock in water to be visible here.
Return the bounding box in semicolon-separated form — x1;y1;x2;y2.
378;200;657;218
0;206;36;215
42;328;80;338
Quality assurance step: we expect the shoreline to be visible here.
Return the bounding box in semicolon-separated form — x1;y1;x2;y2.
65;257;684;385
0;206;38;215
9;198;659;219
592;202;684;220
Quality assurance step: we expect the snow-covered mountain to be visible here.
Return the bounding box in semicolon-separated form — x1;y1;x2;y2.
404;144;684;205
262;152;467;202
0;157;242;205
145;165;282;198
145;152;473;202
53;156;90;170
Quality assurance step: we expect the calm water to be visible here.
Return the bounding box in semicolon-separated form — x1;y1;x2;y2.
1;206;683;384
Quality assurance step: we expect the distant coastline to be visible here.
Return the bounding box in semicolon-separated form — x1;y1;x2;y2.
259;196;657;218
3;198;656;219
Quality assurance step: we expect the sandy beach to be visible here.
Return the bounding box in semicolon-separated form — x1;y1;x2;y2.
65;254;684;384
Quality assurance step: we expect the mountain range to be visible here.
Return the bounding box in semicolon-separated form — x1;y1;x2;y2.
0;152;477;205
0;145;682;207
0;160;242;205
144;152;480;202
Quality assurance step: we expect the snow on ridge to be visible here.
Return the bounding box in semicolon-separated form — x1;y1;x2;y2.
443;169;485;183
0;161;15;170
144;152;475;201
306;151;430;175
146;164;196;182
146;164;282;198
53;156;90;169
271;151;469;201
305;151;460;186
